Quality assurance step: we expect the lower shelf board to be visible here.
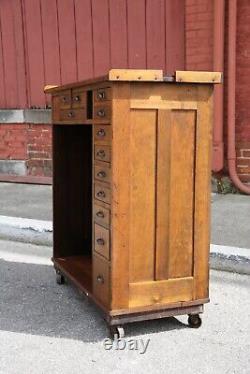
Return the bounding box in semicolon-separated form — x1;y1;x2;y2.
53;255;93;294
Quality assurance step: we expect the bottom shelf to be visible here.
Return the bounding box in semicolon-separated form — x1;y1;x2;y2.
53;255;92;294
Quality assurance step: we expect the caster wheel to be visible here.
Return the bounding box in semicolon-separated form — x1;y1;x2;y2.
110;326;125;340
188;314;202;328
56;271;65;285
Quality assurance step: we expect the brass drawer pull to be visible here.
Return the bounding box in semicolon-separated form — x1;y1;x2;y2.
73;95;80;102
67;111;74;118
96;238;105;245
97;129;106;137
97;190;105;198
96;210;105;218
97;275;104;284
97;171;106;178
96;149;105;158
97;91;106;100
97;109;105;118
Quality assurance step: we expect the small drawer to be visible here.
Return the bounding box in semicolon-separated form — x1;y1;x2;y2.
94;125;111;144
93;203;110;228
58;90;71;109
72;89;86;109
93;255;110;307
94;88;112;102
94;182;111;204
94;162;111;184
59;109;86;123
94;145;111;162
93;104;111;121
94;224;110;260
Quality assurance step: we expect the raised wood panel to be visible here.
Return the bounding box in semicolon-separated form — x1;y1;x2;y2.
129;109;157;282
129;277;193;308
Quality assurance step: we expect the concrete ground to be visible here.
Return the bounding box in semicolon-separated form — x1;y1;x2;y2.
0;239;249;374
0;182;249;249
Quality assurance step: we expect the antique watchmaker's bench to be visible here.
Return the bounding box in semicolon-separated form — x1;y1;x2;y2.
45;69;221;338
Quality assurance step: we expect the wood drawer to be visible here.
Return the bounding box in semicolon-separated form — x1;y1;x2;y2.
94;162;111;184
93;87;112;102
94;182;111;204
94;145;111;162
93;202;110;228
59;109;86;123
93;103;111;121
58;90;71;109
93;254;110;307
72;89;86;109
94;125;112;144
94;224;110;260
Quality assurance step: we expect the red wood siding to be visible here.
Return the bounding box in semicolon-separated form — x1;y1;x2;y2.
0;0;185;109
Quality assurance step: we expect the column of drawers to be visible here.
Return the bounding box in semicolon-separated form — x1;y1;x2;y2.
92;88;112;308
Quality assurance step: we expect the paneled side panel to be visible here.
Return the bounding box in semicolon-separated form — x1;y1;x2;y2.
129;110;156;282
156;109;196;280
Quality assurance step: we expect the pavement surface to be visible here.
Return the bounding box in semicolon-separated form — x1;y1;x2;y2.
0;239;249;374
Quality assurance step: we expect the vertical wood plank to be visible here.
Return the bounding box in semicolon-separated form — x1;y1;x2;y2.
0;0;19;107
165;0;185;74
109;0;128;68
74;0;94;80
11;0;27;108
146;0;165;69
127;0;146;68
194;86;213;300
167;110;195;279
41;0;61;90
23;0;45;107
57;0;77;83
0;8;6;107
155;110;171;280
129;109;156;282
111;83;131;309
91;0;110;76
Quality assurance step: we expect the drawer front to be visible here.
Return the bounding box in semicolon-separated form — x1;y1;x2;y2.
94;182;111;204
94;125;111;144
94;224;110;260
93;255;110;307
93;104;111;121
58;90;71;109
72;89;86;109
59;109;86;123
94;88;112;102
94;162;111;184
94;145;111;162
93;203;110;228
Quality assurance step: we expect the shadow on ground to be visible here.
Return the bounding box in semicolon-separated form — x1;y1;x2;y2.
0;259;187;342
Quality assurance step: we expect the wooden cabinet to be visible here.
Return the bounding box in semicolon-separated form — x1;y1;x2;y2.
45;69;221;338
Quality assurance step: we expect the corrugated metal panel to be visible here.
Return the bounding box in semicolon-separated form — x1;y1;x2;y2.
0;0;185;109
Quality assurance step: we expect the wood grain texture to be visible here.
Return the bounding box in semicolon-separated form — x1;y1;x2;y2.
176;71;222;84
129;109;157;282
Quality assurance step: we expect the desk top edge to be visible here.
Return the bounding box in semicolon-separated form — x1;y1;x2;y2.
44;69;222;94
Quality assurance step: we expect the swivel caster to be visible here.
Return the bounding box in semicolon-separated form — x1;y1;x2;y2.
56;270;65;285
109;326;125;340
188;314;202;328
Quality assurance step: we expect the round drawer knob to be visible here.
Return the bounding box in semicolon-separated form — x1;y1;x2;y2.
67;111;74;118
73;95;80;102
97;190;105;198
96;211;105;218
97;109;105;117
96;150;105;158
97;238;105;245
97;275;104;284
97;171;106;178
97;91;106;100
97;129;105;137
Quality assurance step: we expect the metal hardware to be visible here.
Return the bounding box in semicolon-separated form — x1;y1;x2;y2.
97;129;106;137
96;149;105;158
73;95;80;102
97;275;104;284
67;111;74;118
96;211;105;218
62;96;68;103
97;109;105;117
97;171;106;178
96;238;105;245
97;91;106;100
97;190;105;198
